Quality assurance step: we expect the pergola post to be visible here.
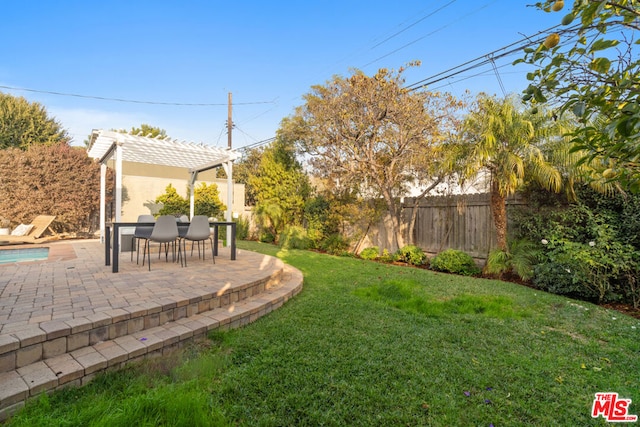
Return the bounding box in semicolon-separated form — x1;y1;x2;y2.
99;163;107;243
189;171;197;219
114;142;123;223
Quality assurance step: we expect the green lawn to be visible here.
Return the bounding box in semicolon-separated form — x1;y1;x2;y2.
9;241;640;426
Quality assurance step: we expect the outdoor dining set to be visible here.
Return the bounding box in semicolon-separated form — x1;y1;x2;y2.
132;214;214;270
105;215;237;273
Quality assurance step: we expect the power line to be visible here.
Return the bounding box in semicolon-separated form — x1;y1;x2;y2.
488;54;507;96
404;23;574;91
370;0;458;50
238;137;276;152
361;24;450;68
235;100;281;128
233;125;260;145
324;1;463;76
410;20;627;93
429;62;517;92
0;84;276;107
361;0;498;69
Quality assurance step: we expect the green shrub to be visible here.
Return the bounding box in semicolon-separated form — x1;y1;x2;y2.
235;215;250;241
216;217;251;243
303;196;339;249
259;232;275;244
511;185;640;307
430;249;480;276
534;237;639;304
320;233;350;255
214;218;244;246
155;183;226;218
193;182;226;218
485;239;538;281
278;226;311;250
359;246;380;261
156;184;189;216
379;249;394;263
394;245;427;266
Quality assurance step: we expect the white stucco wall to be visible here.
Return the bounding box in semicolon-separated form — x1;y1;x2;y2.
119;161;245;222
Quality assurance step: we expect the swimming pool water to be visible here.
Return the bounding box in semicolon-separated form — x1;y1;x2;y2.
0;247;49;264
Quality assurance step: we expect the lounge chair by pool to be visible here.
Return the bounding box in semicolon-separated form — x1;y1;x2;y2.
0;215;57;245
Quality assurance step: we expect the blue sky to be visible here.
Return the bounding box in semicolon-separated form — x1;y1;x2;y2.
1;1;563;149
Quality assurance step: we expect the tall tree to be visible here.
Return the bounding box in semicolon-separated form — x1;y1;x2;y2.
126;124;168;139
232;146;265;206
282;65;463;251
84;124;169;147
0;92;69;149
457;94;563;251
520;0;640;190
249;137;311;241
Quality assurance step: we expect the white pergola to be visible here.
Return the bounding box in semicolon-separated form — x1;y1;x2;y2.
87;129;239;242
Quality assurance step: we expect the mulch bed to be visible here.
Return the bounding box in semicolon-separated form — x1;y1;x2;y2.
601;302;640;319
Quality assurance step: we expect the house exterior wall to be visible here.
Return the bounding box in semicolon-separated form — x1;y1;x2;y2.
119;161;245;222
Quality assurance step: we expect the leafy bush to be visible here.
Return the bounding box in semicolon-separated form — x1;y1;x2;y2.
0;143;108;233
359;246;379;261
512;186;640;306
394;245;427;266
379;249;394;263
573;185;640;249
259;232;276;244
279;226;311;250
430;249;480;276
156;184;189;217
512;187;640;306
254;202;284;244
320;233;350;255
155;183;226;218
303;196;338;249
194;183;226;218
216;216;250;243
235;215;250;241
485;239;538;281
534;237;639;304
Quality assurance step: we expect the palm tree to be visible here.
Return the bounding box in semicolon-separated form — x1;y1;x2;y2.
458;94;563;252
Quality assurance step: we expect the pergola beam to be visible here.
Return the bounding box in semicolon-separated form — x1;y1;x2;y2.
87;129;239;242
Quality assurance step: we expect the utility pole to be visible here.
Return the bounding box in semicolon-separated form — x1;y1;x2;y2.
225;92;233;230
227;92;232;149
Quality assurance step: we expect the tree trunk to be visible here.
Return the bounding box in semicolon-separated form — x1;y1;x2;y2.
392;211;405;251
490;180;508;252
382;189;404;252
408;200;419;246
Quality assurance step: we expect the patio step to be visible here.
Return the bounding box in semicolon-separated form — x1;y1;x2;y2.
0;263;303;421
0;256;287;375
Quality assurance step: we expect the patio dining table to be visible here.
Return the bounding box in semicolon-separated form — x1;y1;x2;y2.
105;221;236;273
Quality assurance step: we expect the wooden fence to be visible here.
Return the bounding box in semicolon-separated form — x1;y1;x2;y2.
364;193;526;261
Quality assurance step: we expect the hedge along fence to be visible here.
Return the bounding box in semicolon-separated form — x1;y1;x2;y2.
364;193;526;262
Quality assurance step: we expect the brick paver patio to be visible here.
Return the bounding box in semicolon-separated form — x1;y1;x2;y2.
0;239;303;420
